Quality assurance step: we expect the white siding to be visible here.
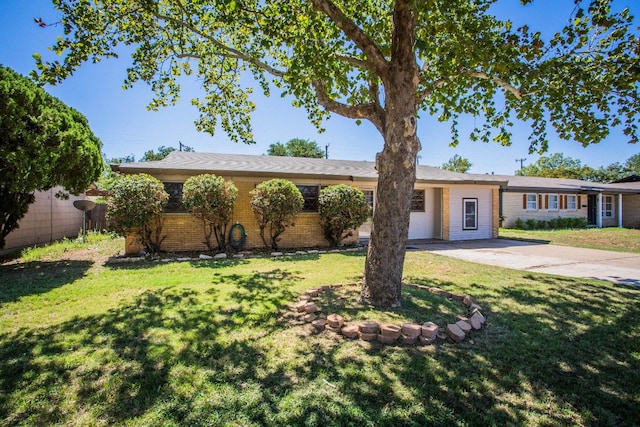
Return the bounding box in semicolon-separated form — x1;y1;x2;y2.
449;186;494;240
408;187;436;239
501;192;587;228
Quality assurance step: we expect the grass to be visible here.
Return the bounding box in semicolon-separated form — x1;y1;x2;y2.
1;234;639;426
499;227;640;253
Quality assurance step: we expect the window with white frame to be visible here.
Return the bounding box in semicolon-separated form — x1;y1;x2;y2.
567;195;577;210
548;194;559;211
602;195;614;218
526;194;538;210
463;198;478;230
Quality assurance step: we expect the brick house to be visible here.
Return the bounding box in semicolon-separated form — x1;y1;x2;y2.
112;152;506;254
498;175;640;229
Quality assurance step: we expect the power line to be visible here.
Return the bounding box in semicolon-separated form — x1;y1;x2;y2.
515;158;527;170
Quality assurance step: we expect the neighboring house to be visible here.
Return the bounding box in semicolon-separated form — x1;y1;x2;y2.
1;187;86;255
112;152;506;254
499;175;640;229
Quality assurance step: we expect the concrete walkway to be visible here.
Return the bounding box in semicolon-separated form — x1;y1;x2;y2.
407;239;640;286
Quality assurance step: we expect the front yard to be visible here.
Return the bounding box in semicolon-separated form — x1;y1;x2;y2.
1;234;639;426
499;227;640;253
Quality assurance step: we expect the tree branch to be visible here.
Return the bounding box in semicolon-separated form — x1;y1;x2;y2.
312;80;385;133
468;72;523;100
311;0;389;78
150;9;286;78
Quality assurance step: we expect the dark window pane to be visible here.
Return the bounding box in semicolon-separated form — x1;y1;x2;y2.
164;182;185;213
297;185;319;212
411;190;425;212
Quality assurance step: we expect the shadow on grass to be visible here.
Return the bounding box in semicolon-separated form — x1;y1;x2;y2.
1;267;639;426
0;260;93;304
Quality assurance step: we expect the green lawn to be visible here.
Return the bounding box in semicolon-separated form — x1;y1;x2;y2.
499;227;640;253
1;235;639;426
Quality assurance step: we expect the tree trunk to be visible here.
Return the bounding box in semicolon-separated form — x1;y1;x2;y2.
361;0;419;308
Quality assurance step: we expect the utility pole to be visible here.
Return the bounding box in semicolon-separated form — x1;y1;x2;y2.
515;158;527;170
325;144;330;159
179;141;185;151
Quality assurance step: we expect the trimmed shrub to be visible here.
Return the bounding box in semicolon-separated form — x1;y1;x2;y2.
318;184;371;247
107;173;168;253
182;174;238;251
250;179;303;250
536;219;548;230
525;219;537;230
514;218;525;229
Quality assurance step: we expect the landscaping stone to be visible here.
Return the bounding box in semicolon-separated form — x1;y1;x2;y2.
437;329;448;340
471;311;486;325
306;289;319;297
296;251;308;255
330;283;344;289
360;332;377;342
455;320;472;333
418;335;437;345
470;303;483;312
446;323;466;342
377;334;397;345
233;254;244;259
312;319;327;332
450;293;465;302
304;313;316;322
307;250;319;254
199;254;213;260
327;314;345;329
161;258;172;262
299;295;310;301
359;321;379;334
400;334;417;345
320;285;332;291
341;324;360;339
463;295;474;306
295;301;308;312
380;323;401;339
326;324;342;333
304;302;318;313
271;252;284;257
401;323;422;338
214;253;227;259
286;252;296;256
468;316;482;330
421;322;439;338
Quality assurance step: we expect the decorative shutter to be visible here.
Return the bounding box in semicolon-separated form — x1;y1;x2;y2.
578;195;581;208
544;195;549;209
560;195;564;210
523;194;527;209
538;194;542;210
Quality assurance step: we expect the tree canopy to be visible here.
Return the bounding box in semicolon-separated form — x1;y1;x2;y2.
267;138;325;158
0;65;102;249
35;0;639;306
441;155;473;173
141;144;194;162
517;153;640;182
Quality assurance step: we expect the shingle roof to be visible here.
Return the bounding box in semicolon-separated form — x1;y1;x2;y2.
496;174;640;193
114;152;507;185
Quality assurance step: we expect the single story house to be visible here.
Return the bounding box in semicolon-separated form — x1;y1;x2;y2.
498;175;640;229
1;187;87;255
113;152;507;254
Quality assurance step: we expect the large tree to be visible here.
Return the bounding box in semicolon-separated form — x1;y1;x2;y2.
35;0;638;306
441;155;473;173
267;138;325;158
140;144;194;162
0;65;102;249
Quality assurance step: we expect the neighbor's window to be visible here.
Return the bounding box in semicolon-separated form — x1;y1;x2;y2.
548;194;559;211
602;195;614;218
411;189;425;212
526;194;538;210
362;189;375;210
164;182;185;213
567;195;577;210
463;198;478;230
297;185;319;212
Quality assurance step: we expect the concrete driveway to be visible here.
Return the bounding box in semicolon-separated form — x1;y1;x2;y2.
407;239;640;286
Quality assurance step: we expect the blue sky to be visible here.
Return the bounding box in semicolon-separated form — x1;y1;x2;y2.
1;0;637;175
